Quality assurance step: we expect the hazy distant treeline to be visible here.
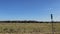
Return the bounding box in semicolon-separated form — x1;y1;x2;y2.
0;21;60;23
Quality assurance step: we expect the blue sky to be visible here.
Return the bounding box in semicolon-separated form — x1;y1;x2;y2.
0;0;60;21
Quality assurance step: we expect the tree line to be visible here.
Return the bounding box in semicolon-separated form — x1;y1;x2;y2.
0;21;60;23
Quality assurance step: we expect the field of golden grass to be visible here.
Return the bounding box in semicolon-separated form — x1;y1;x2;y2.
0;23;60;34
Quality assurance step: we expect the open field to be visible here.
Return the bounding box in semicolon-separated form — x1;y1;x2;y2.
0;23;60;34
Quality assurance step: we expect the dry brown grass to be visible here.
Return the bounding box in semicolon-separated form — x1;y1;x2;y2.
0;23;60;34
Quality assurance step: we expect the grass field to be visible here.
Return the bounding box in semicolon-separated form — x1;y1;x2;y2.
0;23;60;34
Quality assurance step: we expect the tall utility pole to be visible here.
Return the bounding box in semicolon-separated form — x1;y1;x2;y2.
51;14;54;34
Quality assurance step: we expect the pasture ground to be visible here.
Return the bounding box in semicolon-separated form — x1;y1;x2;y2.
0;23;60;34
